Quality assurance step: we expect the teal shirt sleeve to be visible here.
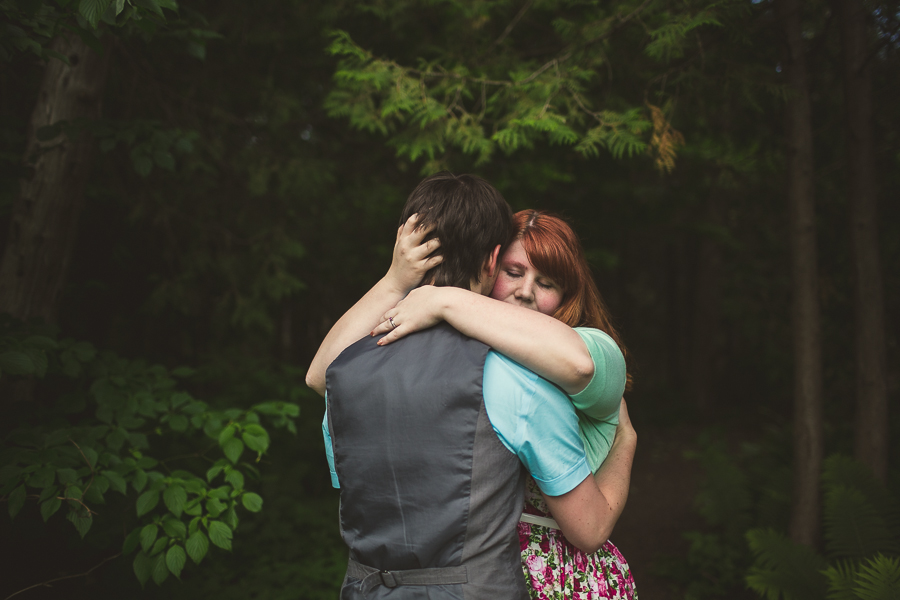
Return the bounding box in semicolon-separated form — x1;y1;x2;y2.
569;328;625;473
569;328;626;420
483;351;590;497
322;393;340;489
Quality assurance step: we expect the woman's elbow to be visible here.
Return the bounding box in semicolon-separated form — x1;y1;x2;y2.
568;526;612;554
563;355;595;395
305;370;326;397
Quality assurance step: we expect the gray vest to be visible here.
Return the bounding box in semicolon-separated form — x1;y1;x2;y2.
326;323;528;600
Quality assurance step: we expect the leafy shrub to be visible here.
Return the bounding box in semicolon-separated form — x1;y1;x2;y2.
0;315;299;586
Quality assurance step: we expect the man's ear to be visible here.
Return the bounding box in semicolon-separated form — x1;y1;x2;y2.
485;244;501;278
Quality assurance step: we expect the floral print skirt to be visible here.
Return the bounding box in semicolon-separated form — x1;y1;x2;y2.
518;479;638;599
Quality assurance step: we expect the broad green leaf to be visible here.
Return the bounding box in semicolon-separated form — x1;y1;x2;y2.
40;497;62;521
162;517;186;539
115;0;124;15
27;466;55;488
136;490;159;516
150;536;168;556
223;438;243;464
218;423;236;447
166;545;186;578
0;351;35;375
103;470;127;494
67;508;92;538
241;492;263;513
124;527;142;555
56;468;78;485
169;414;188;432
140;524;159;552
79;0;111;28
38;485;59;503
164;485;187;517
8;485;26;518
205;498;225;518
222;505;238;530
207;520;232;550
206;463;224;482
133;469;148;492
224;470;244;490
133;551;153;586
186;530;208;564
152;551;169;585
242;433;268;453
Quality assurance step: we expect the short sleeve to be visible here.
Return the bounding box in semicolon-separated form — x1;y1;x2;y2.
322;393;340;489
569;328;626;421
483;351;591;497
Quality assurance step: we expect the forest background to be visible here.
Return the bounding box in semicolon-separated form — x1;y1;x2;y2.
0;0;898;598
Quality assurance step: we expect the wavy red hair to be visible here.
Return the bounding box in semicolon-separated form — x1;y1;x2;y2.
514;210;632;390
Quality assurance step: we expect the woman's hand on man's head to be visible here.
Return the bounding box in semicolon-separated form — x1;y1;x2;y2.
371;285;450;346
384;214;443;294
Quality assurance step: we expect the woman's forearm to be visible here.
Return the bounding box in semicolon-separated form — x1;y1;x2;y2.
436;288;594;394
591;426;636;526
305;276;409;396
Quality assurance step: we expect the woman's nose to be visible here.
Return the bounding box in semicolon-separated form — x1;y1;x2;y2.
515;279;534;301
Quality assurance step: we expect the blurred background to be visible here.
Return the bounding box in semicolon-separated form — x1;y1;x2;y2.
0;1;897;598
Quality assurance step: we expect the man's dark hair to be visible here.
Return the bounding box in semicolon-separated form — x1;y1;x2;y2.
400;172;515;289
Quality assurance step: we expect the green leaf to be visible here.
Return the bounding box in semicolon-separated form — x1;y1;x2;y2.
206;463;224;482
40;497;62;521
115;0;124;15
0;351;35;375
103;470;127;494
124;527;142;555
140;524;158;553
241;492;263;513
136;490;159;516
205;497;225;517
242;433;268;453
150;535;168;556
133;469;148;492
185;531;209;564
161;517;186;539
222;505;238;530
132;154;153;177
166;545;186;578
67;508;92;538
223;438;244;464
169;414;188;432
207;520;232;550
224;470;244;490
153;150;175;171
218;423;237;447
133;551;153;586
133;0;164;17
57;468;78;485
8;485;26;518
152;551;169;585
27;466;55;489
163;485;187;517
79;0;111;28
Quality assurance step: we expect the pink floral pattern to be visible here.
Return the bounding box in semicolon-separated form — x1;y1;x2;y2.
518;478;638;600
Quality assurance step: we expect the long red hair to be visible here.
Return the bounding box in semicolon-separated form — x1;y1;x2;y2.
514;210;632;390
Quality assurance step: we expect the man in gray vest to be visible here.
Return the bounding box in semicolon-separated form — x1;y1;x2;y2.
309;173;635;599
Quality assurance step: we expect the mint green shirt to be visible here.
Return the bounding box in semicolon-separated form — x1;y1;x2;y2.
570;328;626;472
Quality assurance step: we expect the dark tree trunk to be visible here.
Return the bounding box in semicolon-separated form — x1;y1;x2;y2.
835;0;889;483
0;33;110;323
778;0;824;548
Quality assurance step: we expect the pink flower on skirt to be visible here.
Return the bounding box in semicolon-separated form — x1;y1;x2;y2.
525;554;546;572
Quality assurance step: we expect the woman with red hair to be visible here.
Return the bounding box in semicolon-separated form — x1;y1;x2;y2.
371;210;638;600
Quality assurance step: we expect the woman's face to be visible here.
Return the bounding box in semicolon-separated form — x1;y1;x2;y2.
490;239;564;316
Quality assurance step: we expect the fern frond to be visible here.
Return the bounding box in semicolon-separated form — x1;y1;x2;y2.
854;554;900;600
824;560;860;600
746;528;828;600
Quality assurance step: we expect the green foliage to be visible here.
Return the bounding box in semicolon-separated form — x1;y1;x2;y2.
321;0;726;170
0;315;299;586
746;457;900;600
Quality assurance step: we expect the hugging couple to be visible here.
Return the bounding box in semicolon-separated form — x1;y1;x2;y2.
306;172;638;600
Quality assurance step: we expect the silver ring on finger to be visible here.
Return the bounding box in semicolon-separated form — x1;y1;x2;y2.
389;317;397;330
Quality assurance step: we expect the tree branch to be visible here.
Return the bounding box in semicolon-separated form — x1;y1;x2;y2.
3;553;121;600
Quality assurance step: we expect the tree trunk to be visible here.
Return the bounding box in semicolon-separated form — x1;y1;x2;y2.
835;0;888;484
0;33;110;323
778;0;824;548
